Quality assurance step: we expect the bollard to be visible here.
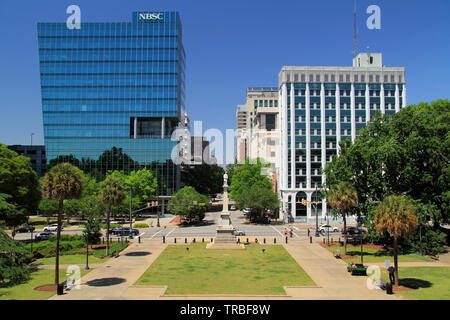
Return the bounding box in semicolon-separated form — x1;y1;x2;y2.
237;238;240;244
211;238;213;243
255;238;258;244
202;238;204;243
193;238;196;243
274;238;276;244
138;236;141;243
163;235;165;243
285;236;288;244
310;236;312;244
246;238;249;243
264;238;266;244
174;238;176;243
185;238;187;244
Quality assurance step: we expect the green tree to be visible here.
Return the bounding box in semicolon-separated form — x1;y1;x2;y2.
0;193;18;230
99;174;126;256
63;199;80;224
228;158;272;202
0;144;41;224
41;163;84;286
82;216;101;245
168;186;209;224
38;198;59;224
181;164;224;196
0;230;30;285
80;195;105;220
235;184;279;223
374;195;418;287
327;181;358;255
124;168;157;206
324;99;449;252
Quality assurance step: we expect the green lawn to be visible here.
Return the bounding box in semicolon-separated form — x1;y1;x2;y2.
377;267;450;300
325;245;431;263
135;243;315;295
34;254;106;265
0;268;90;300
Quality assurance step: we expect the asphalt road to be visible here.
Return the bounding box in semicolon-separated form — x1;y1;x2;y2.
11;211;342;241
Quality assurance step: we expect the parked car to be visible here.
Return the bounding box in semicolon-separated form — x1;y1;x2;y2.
233;228;245;236
43;224;63;232
230;205;236;211
16;225;35;233
319;224;339;234
35;232;55;241
111;227;139;236
342;226;360;235
242;208;252;215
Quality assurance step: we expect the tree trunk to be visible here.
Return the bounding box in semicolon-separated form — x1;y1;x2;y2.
106;204;111;257
55;198;64;286
343;213;347;255
393;236;399;287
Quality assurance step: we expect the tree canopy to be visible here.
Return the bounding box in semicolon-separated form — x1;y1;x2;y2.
167;186;209;223
0;144;41;221
181;164;224;196
324;99;450;225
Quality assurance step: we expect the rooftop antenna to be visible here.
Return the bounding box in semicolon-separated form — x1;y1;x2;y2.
353;0;358;57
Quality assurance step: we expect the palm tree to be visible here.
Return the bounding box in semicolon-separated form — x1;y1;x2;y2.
41;163;84;286
374;195;417;287
99;175;125;256
327;181;358;255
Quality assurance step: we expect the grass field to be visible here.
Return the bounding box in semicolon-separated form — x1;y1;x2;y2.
135;243;315;295
34;254;106;265
0;269;90;300
325;245;431;263
377;267;450;300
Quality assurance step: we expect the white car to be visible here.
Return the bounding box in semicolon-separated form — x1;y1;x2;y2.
43;224;63;232
318;224;339;233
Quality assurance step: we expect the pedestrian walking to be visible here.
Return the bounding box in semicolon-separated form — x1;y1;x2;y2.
307;228;310;237
289;230;293;238
284;228;288;236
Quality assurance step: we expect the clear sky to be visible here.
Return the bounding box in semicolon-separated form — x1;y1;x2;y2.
0;0;449;147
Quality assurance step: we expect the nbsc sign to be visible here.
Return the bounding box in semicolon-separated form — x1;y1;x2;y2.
138;12;164;21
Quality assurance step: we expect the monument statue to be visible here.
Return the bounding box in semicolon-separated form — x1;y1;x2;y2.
206;172;245;249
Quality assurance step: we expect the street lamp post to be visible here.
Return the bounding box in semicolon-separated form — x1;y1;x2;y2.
314;186;320;237
30;229;33;254
327;213;330;247
129;188;133;239
85;226;89;270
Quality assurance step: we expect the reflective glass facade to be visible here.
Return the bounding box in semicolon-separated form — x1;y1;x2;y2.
37;12;185;194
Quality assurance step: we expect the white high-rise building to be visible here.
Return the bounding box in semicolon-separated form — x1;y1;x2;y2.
278;53;406;223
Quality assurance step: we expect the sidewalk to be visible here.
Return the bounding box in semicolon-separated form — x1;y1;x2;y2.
50;240;167;300
282;242;402;300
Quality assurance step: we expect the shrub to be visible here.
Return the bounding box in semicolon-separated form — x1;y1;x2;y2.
133;223;149;228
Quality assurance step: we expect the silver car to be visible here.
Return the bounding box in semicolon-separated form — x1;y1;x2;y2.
233;229;245;236
35;232;55;241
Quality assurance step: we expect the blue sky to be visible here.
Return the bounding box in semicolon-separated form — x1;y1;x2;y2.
0;0;449;146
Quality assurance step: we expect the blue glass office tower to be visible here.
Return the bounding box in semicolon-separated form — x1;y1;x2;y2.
37;12;185;194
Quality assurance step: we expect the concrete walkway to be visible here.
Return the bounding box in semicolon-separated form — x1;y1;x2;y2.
50;240;167;300
282;242;402;300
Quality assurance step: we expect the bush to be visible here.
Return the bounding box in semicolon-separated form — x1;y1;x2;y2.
133;223;149;228
402;227;447;256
